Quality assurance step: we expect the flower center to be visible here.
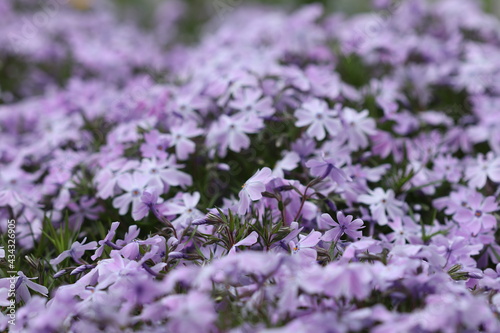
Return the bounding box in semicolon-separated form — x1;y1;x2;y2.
475;210;482;217
132;189;141;197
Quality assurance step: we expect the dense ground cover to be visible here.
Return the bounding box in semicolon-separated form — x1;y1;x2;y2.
2;0;500;332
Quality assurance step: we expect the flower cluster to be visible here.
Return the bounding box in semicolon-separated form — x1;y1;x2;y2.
2;0;500;332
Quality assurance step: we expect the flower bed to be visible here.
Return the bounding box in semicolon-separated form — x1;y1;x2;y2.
2;0;500;332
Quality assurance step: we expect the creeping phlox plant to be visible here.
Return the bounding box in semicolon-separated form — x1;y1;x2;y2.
2;0;500;332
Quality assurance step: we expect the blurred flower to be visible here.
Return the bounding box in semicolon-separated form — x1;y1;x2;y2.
51;238;97;266
453;192;498;235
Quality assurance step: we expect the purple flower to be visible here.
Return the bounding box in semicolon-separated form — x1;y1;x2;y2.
386;216;420;245
132;188;165;221
432;235;483;268
289;230;322;262
272;151;301;178
291;137;317;158
67;197;104;230
168;121;204;160
465;152;500;189
139;156;192;190
453;192;497;235
370;130;398;159
306;156;352;184
169;87;209;121
140;129;170;160
321;212;364;242
95;159;140;199
164;192;203;228
432;154;462;183
152;292;216;332
0;287;9;308
358;188;404;225
340;107;377;150
208;113;264;157
237;167;273;215
323;263;373;300
229;231;259;254
480;264;500;290
50;237;97;265
112;172;151;215
305;65;341;99
96;252;144;289
91;221;120;261
294;99;340;141
433;187;474;216
8;3;500;332
13;272;48;303
0;164;36;207
116;225;141;248
229;88;275;117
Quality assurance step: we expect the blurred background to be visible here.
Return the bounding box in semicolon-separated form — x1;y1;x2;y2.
92;0;500;44
108;0;500;22
1;0;498;104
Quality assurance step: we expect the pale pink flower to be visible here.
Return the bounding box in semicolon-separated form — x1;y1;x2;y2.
358;188;404;225
237;168;273;215
112;172;150;216
340;107;377;150
465;152;500;189
295;99;340;141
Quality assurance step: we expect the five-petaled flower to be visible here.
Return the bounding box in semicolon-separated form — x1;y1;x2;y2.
453;192;498;235
358;188;404;225
295;99;340;141
321;212;364;242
